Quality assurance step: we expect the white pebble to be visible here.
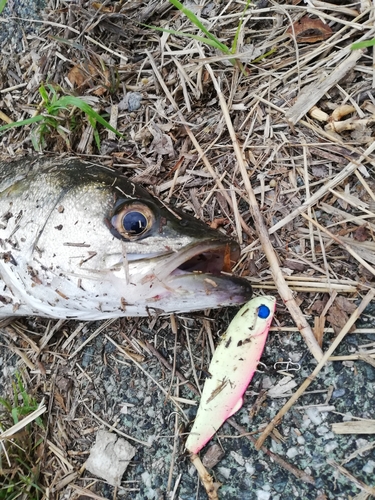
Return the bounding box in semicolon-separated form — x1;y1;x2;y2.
217;467;231;479
256;490;271;500
324;441;338;453
230;451;245;466
245;462;255;475
316;425;329;436
286;447;299;459
305;407;322;425
362;460;375;474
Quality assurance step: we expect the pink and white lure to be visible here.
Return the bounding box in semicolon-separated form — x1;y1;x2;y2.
186;295;276;454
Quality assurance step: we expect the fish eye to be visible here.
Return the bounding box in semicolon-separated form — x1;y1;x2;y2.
123;211;147;234
110;203;155;240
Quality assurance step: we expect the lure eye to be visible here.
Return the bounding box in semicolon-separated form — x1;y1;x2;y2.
258;304;270;319
110;203;155;240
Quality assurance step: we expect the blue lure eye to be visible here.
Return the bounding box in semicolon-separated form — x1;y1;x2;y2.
123;211;148;235
258;304;270;319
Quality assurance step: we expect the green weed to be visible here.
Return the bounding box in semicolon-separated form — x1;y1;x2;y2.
146;0;253;70
0;0;7;15
0;372;45;500
351;39;375;50
0;83;123;151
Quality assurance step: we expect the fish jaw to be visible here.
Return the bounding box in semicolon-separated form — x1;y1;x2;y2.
185;296;276;454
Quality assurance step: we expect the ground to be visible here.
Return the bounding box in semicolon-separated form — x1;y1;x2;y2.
1;1;375;499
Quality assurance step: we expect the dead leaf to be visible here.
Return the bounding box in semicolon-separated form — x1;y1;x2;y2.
67;63;109;95
286;17;332;44
354;225;369;242
54;390;67;412
148;123;175;157
334;296;357;314
91;2;115;12
310;299;328;315
210;218;228;229
327;296;356;334
202;444;225;469
284;258;305;272
68;65;91;88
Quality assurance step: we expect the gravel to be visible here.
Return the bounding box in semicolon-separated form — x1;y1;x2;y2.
0;0;46;53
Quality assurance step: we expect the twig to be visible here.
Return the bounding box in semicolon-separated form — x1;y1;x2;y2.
327;460;375;496
255;289;375;450
300;212;375;278
105;335;188;420
190;454;220;499
81;400;150;447
207;68;323;362
145;49;253;237
227;418;315;485
269;141;375;235
285;47;365;124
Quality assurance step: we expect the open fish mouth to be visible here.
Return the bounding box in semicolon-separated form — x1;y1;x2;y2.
144;239;253;310
159;240;240;279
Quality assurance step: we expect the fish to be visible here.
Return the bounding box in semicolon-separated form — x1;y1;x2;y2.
185;295;276;454
0;156;252;320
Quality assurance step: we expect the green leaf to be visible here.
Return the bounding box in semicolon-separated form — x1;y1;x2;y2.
144;24;230;52
56;96;123;138
351;39;375;50
168;0;229;52
0;115;45;133
232;0;252;54
0;396;12;412
0;0;7;15
38;84;49;104
250;47;276;64
11;407;19;424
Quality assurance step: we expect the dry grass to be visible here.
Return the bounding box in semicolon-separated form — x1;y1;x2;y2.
1;0;375;498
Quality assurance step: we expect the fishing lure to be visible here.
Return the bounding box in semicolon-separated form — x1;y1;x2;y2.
186;295;276;454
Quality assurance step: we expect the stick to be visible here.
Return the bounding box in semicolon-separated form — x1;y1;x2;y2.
300;212;375;277
207;68;323;362
285;48;365;124
269;141;375;235
145;50;253;237
255;289;375;450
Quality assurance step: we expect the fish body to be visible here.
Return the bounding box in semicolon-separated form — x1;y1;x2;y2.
185;296;276;454
0;156;252;319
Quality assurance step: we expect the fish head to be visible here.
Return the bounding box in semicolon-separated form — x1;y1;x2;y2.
0;158;252;318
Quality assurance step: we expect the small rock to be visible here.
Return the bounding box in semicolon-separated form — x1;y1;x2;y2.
316;425;329;436
324;441;338;453
202;444;225;469
217;466;231;480
245;462;255;475
230;450;245;466
362;460;375;474
256;489;271;500
305;407;323;425
85;430;136;486
286;447;298;459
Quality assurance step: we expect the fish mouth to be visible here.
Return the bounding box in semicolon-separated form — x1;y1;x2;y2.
172;240;240;276
152;239;253;307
